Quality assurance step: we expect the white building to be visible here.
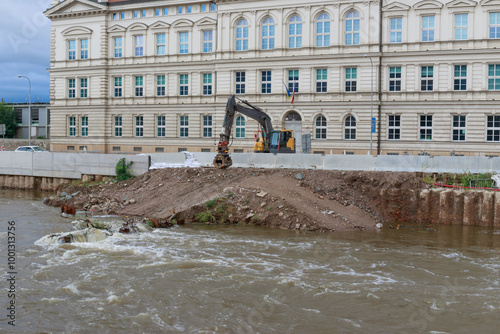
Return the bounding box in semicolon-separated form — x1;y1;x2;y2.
45;0;500;156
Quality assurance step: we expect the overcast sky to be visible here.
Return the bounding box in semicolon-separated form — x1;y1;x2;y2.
0;0;52;103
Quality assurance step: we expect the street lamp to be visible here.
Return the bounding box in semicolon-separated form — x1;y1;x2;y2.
364;54;374;156
18;75;32;146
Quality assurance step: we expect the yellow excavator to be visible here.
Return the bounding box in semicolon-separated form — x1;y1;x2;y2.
214;95;295;168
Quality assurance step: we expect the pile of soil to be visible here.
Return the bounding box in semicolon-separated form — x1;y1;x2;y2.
44;168;427;232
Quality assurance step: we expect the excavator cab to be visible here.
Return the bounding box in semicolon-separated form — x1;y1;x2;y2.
270;130;295;153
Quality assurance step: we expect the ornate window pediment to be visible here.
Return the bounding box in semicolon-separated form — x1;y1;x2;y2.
195;18;217;27
128;23;148;32
107;25;126;33
62;26;92;36
150;21;171;30
414;0;444;10
446;0;478;8
480;0;500;6
172;19;194;29
383;2;411;11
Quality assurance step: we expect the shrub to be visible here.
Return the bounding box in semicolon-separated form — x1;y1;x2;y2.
205;199;217;209
195;211;215;223
116;158;134;181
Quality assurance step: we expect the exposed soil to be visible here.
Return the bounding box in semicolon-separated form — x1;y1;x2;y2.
44;168;429;232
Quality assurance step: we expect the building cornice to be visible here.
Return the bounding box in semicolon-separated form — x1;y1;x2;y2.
45;0;108;20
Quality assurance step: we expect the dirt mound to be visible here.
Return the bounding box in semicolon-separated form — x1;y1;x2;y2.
44;168;426;232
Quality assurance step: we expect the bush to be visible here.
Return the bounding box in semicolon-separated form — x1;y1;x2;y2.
116;158;134;181
195;211;215;223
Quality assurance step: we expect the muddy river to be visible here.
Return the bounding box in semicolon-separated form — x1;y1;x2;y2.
1;189;500;333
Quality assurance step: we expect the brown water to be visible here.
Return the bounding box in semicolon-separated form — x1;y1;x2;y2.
1;189;500;333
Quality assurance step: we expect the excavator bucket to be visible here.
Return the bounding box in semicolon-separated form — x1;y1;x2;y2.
213;154;232;169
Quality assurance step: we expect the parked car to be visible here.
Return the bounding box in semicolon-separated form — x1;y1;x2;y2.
15;146;47;152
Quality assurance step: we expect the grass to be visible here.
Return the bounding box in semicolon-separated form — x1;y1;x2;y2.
195;211;216;223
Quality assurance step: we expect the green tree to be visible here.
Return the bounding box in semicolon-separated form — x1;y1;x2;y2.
0;103;17;138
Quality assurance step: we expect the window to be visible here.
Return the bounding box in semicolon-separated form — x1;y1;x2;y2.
488;64;500;90
187;6;192;14
211;3;216;11
203;73;212;95
178;6;183;14
114;77;122;97
389;67;401;92
155;8;160;16
134;35;144;56
455;14;468;40
80;39;88;59
316;14;331;47
81;116;88;137
491;12;500;39
261;70;271;94
454;65;467;91
390;18;402;43
157;116;166;137
203;30;213;53
420;115;433;140
180;32;189;54
344;116;356;140
157;75;165;96
69;117;76;137
236;71;246;94
421;66;433;91
316;69;327;93
68;40;76;60
133;11;138;18
203;115;212;137
113;146;121;151
345;67;357;92
202;4;207;12
113;13;117;20
388;115;401;140
487;115;500;142
142;10;146;17
80;78;88;98
134;147;142;152
135;76;143;97
114;116;122;137
422;16;435;42
156;33;166;55
135;116;143;137
180;116;189;137
453;115;466;141
288;70;299;93
68;78;76;98
289;16;302;48
180;74;189;96
315;116;327;139
164;8;168;15
262;17;275;50
120;12;125;19
345;11;360;45
235;116;245;138
236;19;249;51
114;37;123;58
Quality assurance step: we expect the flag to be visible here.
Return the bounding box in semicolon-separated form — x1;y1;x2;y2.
291;89;295;104
282;80;291;99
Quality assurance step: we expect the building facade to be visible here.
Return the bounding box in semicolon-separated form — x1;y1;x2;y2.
45;0;500;156
12;103;51;139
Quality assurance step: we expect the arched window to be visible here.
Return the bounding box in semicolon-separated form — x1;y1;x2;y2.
285;111;302;121
236;116;245;138
289;16;302;48
262;17;275;50
345;11;360;45
316;13;331;47
344;115;356;140
315;116;327;139
236;19;249;51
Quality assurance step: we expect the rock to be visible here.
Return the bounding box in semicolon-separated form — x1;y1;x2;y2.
129;199;136;204
295;173;303;180
65;195;72;200
295;223;301;229
279;212;284;217
319;196;324;199
246;213;254;219
376;223;383;229
61;192;67;197
71;191;80;197
260;202;267;207
278;205;284;209
256;191;267;198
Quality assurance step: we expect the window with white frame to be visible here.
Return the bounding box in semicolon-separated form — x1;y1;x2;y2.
178;6;183;14
135;116;144;137
133;10;138;18
203;115;212;137
344;116;356;140
316;13;330;47
69;116;76;136
261;70;271;94
164;8;168;15
120;12;125;19
180;116;189;137
236;71;245;94
157;75;165;96
203;73;212;95
288;70;299;93
81;116;88;137
487;115;500;142
156;33;166;55
211;3;216;11
454;65;467;91
289;16;303;48
114;37;123;58
420;115;433;140
316;69;327;93
235;116;245;138
142;9;146;17
315;116;327;139
236;19;249;51
262;17;275;50
455;13;468;40
388;115;401;140
180;32;189;54
80;39;88;59
491;12;500;39
114;77;122;97
488;64;500;90
187;6;192;14
421;66;433;91
113;13;117;20
389;67;401;92
203;30;213;53
453;115;466;141
80;78;88;98
390;17;402;43
68;78;76;98
134;35;144;56
179;74;189;96
422;16;435;42
345;67;357;92
157;116;166;137
155;8;160;16
201;4;207;12
114;116;122;137
345;11;360;45
68;40;76;60
135;76;143;97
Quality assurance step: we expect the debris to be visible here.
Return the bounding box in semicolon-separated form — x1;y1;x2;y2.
256;191;268;198
295;173;303;180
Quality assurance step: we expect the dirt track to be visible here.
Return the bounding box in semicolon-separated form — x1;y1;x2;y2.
45;168;428;232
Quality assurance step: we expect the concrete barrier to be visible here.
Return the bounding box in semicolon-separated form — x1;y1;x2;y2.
431;156;492;174
376;155;432;172
323;155;377;171
149;153;186;166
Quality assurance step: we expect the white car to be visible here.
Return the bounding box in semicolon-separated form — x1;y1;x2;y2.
15;146;47;152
